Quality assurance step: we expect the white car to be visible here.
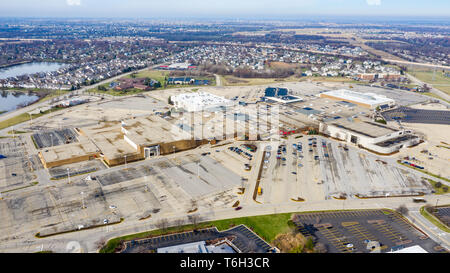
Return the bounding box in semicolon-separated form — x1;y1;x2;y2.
109;205;117;209
103;219;109;224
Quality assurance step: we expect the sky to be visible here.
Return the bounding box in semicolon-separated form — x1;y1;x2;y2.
0;0;449;18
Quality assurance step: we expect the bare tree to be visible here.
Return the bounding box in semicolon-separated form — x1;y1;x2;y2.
396;204;409;216
188;214;201;229
174;218;185;229
155;218;169;232
95;237;106;250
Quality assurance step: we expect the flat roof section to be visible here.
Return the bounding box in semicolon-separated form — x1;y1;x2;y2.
321;89;395;107
329;119;398;139
39;139;98;164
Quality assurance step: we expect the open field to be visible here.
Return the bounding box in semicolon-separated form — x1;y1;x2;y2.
409;70;450;95
89;69;215;96
220;75;358;87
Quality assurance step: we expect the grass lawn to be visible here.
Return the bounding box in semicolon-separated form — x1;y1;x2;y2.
421;92;450;103
409;70;450;95
100;212;294;253
420;205;450;233
425;178;449;195
0;107;63;131
221;75;358;86
222;75;302;86
409;70;450;85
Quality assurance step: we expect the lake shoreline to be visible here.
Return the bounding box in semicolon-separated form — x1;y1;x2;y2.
0;90;48;115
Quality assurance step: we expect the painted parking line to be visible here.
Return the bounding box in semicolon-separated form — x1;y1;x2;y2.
317;227;353;253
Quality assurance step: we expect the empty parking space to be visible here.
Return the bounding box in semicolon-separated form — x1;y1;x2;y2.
313;137;432;199
0;137;36;192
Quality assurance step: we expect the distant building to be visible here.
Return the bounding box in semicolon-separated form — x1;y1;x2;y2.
319;89;395;109
168;63;191;70
167;77;209;85
171;92;233;112
157;240;236;253
388;245;428;253
319;119;421;154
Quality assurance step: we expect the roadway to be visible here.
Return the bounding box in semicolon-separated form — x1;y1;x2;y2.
0;63;167;124
406;73;450;103
0;193;448;253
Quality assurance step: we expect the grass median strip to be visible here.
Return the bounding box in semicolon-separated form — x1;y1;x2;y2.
420;206;450;233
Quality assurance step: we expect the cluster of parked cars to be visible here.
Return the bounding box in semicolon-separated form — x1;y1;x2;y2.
228;146;253;161
401;160;425;170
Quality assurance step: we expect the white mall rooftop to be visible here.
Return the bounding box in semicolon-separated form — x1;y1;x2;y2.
320;89;395;109
171;91;233;112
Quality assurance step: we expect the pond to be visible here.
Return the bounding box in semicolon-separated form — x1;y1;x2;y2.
0;62;66;79
0;91;40;113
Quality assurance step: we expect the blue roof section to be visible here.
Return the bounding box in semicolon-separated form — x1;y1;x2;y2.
295;107;321;115
264;87;289;97
338;100;357;107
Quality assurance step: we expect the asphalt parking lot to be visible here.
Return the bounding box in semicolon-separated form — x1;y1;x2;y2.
293;209;447;253
313;136;431;198
49;159;107;180
0;137;35;192
382;107;450;125
121;224;272;253
433;206;450;227
31;128;79;149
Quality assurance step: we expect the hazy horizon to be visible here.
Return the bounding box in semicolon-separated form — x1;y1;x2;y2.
0;0;449;19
